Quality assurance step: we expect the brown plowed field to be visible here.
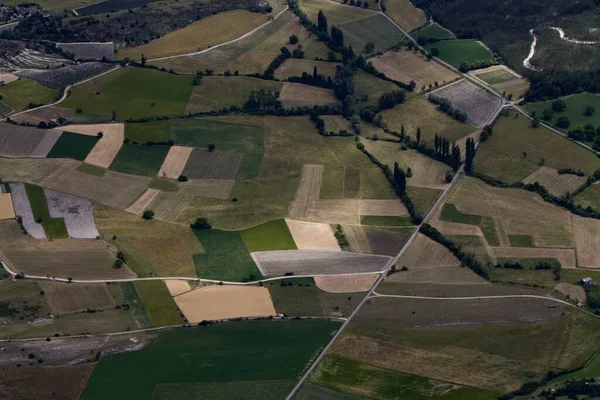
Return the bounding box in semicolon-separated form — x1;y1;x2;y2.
285;219;341;251
39;282;116;314
491;246;576;268
522;167;586;197
343;224;373;253
125;189;161;215
366;228;411;257
279;83;338;108
158;146;193;180
572;215;600;268
344;166;360;198
182;148;243;180
0;193;15;220
174;285;276;323
315;274;378;293
369;50;458;91
165;280;192;296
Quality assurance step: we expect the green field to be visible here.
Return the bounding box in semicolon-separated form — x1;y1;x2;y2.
312;355;498;400
76;163;107;177
109;144;170;177
406;186;443;215
474;109;600;182
148;178;178;192
0;100;12;116
440;204;499;246
0;79;58;111
47;131;99;161
171;118;264;179
125;120;171;144
62;67;194;120
24;184;68;239
193;229;262;282
523;92;600;131
360;216;413;227
575;182;600;210
425;40;494;69
412;22;454;41
134;281;182;327
240;219;297;252
80;319;341;400
120;282;153;329
507;235;534;247
353;70;399;110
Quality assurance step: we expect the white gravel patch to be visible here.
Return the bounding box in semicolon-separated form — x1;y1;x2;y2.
30;129;63;158
431;79;501;128
251;250;392;276
44;189;99;238
8;183;46;239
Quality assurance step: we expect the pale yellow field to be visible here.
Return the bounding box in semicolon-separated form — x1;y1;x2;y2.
0;193;15;220
522;167;586;197
157;146;193;180
572;216;600;268
289;164;324;219
165;280;192;297
369;50;458;91
279;83;338;107
61;124;124;169
384;0;426;31
491;246;577;269
117;10;270;60
174;285;276;323
343;224;373;253
285;218;341;251
315;274;378;293
125;189;161;215
359;199;408;216
309;199;361;224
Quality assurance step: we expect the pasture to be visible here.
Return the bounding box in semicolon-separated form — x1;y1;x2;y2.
171;117;264;179
385;0;427;32
425;40;495;69
339;13;403;54
575;182;600;210
279;83;338;108
80;320;341;400
125;120;171;144
193;229;261;281
523;92;600;131
117;10;269;60
380;95;474;144
412;22;454;40
46;131;99;161
174;285;276;323
240;219;297;252
0;79;58;111
185;76;282;112
134;281;182;327
353;70;398;110
62;67;193;119
431;80;501;127
473;109;600;183
120;282;152;328
369;50;458;91
109;144;170;177
275;59;340;80
406;186;443;215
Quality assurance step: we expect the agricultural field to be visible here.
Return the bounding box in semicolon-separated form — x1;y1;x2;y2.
109;143;170;177
39;282;115;314
315;274;378;293
134;280;182;327
61;67;193;119
46;131;99;161
44;189;99;238
521;166;586;197
158;145;193;180
125;120;171;144
76;0;161;14
56;42;115;61
339;13;403;54
80;320;341;400
523;92;600;131
117;10;270;60
380;95;474;145
412;22;454;41
25;183;68;239
430;80;502;127
0;79;58;111
275;59;340;80
286;219;341;251
182;149;243;180
352;70;398;110
0;124;49;157
473;109;600;183
424;39;495;69
470;65;529;99
279;83;338;108
575;181;600;210
17;62;116;89
384;0;427;32
0;193;15;220
240;219;297;252
369;49;459;91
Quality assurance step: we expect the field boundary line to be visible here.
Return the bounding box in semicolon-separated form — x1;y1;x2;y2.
147;6;289;62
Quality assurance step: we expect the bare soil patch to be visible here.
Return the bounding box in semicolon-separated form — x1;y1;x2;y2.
174;285;276;323
359;199;408;216
343;224;373;253
279;83;338;108
555;282;586;304
0;72;18;84
39;282;116;314
491;246;576;268
0;124;46;157
366;228;411;257
572;215;600;268
251;250;391;276
370;50;458;91
60;123;125;169
522;167;586;197
31;129;63;158
165;280;192;296
125;188;161;215
285;218;341;251
182;148;243;180
158;145;193;180
344;166;360;198
44;189;99;238
315;274;378;293
0;193;15;220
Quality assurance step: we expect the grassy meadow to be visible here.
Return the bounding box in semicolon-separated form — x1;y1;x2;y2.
523;92;600;131
0;79;58;111
109;144;170;177
46;131;99;161
412;22;454;40
240;219;297;252
425;40;494;68
134;281;182;327
385;0;427;32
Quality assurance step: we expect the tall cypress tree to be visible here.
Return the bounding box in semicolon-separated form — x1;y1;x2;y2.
313;66;318;79
464;137;476;174
318;10;328;32
393;162;406;194
416;127;421;145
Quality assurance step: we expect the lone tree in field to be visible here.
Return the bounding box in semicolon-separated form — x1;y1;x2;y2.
97;132;103;138
552;99;567;112
585;105;595;117
140;53;147;66
113;259;124;269
208;144;216;152
190;217;212;230
289;35;298;45
393;162;406;194
142;210;155;220
364;42;375;53
531;116;540;128
317;10;328;32
556;116;571;129
313;66;318;79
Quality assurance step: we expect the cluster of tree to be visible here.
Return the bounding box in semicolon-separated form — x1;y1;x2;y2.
359;57;416;91
334;224;350;250
190;217;212;230
342;0;370;8
393;162;407;193
568;124;600;150
330;26;345;47
243;89;283;113
377;89;406;111
419;223;489;279
480;125;493;141
540;379;600;400
458;59;496;73
434;134;462;170
287;66;333;89
494;260;561;279
113;252;126;269
263;47;291;79
526;69;600;103
557;168;585;176
332;64;354;100
428;95;467;122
